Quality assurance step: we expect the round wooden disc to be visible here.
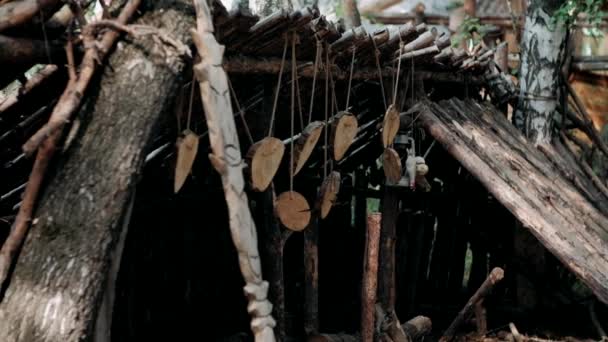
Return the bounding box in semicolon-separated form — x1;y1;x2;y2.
331;112;358;161
292;121;324;176
246;137;285;192
275;191;311;231
316;171;341;219
383;147;402;184
382;104;400;147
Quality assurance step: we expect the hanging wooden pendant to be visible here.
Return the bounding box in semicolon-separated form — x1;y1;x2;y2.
316;171;341;219
174;130;199;193
382;104;400;147
292;121;325;176
275;190;311;231
246;137;285;192
330;111;358;161
383;147;402;184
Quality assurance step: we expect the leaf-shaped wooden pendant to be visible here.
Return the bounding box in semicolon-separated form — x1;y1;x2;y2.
316;171;341;219
275;190;311;231
382;104;400;147
174;129;199;193
330;111;358;161
246;137;285;192
292;121;324;176
383;147;402;184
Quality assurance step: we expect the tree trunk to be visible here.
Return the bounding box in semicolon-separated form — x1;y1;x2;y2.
513;0;567;145
342;0;361;29
0;1;192;341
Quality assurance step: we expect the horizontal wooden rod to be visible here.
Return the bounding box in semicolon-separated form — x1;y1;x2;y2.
223;57;485;84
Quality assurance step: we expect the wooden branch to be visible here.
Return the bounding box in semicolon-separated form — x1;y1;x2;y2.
0;0;61;32
362;213;382;342
191;0;276;341
440;267;504;342
0;0;142;292
0;64;58;113
23;7;190;154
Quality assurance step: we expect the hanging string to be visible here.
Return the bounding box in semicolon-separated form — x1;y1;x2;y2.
227;77;254;145
290;31;297;194
308;39;322;125
295;63;304;131
323;43;329;179
393;38;404;106
345;45;356;111
187;77;195;131
267;34;289;137
371;38;387;110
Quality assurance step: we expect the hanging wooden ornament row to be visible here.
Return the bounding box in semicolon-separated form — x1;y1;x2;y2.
274;31;312;232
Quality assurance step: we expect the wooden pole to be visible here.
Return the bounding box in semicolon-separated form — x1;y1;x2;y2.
378;186;399;310
440;267;504;342
191;1;276;340
304;215;320;336
362;213;382;342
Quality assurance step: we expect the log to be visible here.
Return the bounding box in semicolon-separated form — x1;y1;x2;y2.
402;315;432;341
382;104;400;147
362;213;382;342
191;0;276;340
330;111;358;161
383;147;402;184
0;35;63;66
292;121;324;176
246;137;285;192
440;267;505;342
0;0;62;32
316;171;341;219
0;64;59;113
308;334;359;342
0;1;193;340
375;304;408;342
275;190;311;231
399;30;437;55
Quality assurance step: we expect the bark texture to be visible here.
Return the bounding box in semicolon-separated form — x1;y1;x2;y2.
342;0;361;29
513;0;567;144
0;1;193;340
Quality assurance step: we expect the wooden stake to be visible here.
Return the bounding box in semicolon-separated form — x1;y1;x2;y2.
382;104;400;147
275;191;311;231
383;147;402;184
246;137;285;192
316;171;341;219
330;111;358;161
378;186;399;310
191;0;276;340
304;215;320;336
362;213;382;342
292;121;325;176
440;267;504;342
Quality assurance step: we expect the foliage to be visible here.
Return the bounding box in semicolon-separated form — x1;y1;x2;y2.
552;0;607;31
445;0;464;12
451;15;489;48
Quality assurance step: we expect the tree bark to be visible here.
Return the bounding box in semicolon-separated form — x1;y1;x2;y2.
513;0;567;144
0;1;193;340
342;0;361;29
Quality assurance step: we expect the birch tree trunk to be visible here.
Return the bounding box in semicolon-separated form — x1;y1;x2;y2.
513;0;567;145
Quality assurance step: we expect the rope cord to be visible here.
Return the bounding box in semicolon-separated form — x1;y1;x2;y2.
227;77;254;145
267;35;289;137
393;38;404;106
324;43;329;179
290;31;296;193
371;38;387;110
308;39;322;124
345;45;356;111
